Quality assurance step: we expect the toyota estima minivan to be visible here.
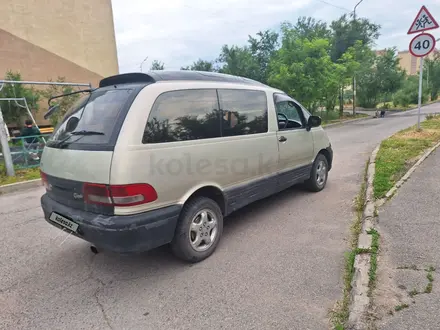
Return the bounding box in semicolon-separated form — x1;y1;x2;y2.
40;71;333;263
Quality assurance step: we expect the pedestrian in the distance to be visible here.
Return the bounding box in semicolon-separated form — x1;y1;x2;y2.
20;119;41;160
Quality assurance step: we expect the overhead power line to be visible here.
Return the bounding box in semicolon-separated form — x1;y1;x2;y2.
314;0;352;13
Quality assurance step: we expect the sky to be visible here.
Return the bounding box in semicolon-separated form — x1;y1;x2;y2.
111;0;440;73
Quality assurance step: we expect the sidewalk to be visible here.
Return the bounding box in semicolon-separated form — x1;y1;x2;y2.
374;148;440;330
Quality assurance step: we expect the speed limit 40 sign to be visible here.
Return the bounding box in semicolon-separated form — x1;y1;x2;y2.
409;33;436;57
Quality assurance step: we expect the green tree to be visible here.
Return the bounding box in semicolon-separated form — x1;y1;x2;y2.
217;30;279;83
336;42;367;115
356;49;405;108
39;77;82;126
247;30;279;84
217;45;260;79
0;71;40;126
376;48;405;103
181;59;215;71
268;31;335;112
330;14;380;62
425;54;440;100
150;60;165;70
393;75;429;108
287;16;332;40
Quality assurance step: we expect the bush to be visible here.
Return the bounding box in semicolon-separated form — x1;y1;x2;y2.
393;90;410;108
392;75;429;108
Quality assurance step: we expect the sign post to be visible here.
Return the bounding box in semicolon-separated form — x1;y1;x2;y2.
418;57;424;130
408;6;439;130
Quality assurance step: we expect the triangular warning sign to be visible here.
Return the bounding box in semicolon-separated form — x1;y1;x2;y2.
408;5;439;34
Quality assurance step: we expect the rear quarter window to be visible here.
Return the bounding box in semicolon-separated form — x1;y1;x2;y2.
142;89;220;143
217;89;268;136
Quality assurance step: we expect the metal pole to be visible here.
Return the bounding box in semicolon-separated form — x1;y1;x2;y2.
352;0;363;116
0;105;15;176
417;57;424;130
0;80;92;88
0;98;26;101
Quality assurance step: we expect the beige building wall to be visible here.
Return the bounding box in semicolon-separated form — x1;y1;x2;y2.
376;49;439;75
0;0;119;127
397;50;437;75
0;0;119;78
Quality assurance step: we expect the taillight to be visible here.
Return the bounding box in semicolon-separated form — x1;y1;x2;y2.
83;183;157;207
40;170;51;191
83;183;112;205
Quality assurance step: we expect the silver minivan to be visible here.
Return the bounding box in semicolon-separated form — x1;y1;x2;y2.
40;71;333;262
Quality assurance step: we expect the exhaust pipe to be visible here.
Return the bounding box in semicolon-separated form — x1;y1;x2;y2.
90;246;99;254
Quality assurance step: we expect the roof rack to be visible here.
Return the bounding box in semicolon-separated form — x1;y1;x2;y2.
99;71;266;88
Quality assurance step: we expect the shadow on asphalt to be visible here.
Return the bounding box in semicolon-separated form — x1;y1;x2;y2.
54;183;318;274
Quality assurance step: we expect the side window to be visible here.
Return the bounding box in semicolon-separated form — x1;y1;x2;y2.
217;89;268;137
142;89;221;143
302;107;311;122
274;93;306;130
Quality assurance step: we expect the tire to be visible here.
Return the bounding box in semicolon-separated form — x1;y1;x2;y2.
171;197;223;263
305;154;329;192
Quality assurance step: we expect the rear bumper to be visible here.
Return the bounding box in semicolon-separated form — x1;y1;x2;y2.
40;194;181;253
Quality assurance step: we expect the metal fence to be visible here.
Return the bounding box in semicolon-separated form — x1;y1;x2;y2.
5;134;52;169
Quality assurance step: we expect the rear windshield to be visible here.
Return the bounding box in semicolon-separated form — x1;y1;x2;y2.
47;88;133;148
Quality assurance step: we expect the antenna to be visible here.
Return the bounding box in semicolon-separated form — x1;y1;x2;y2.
140;56;149;72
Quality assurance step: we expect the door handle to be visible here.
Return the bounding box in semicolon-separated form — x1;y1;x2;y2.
278;136;287;142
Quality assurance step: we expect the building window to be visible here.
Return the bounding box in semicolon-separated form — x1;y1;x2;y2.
217;89;268;137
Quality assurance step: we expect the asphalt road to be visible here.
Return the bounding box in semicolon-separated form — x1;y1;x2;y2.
1;104;440;330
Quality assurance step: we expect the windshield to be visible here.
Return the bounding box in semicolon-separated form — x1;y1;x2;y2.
47;88;133;148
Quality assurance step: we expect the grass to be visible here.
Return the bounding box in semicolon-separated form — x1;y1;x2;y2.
376;98;440;111
395;304;409;312
374;115;440;199
330;160;368;329
409;288;420;297
367;228;380;296
321;111;368;126
375;102;419;111
0;164;40;186
425;267;435;293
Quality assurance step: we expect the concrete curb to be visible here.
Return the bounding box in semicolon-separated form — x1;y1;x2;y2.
348;137;440;328
376;140;440;208
323;116;373;129
0;179;42;195
348;145;379;329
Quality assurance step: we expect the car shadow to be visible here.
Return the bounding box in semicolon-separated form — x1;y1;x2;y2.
22;182;330;313
41;182;320;286
93;183;309;263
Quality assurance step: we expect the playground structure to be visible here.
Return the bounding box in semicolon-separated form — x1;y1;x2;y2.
0;79;92;176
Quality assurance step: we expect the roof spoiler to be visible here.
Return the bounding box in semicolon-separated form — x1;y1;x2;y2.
99;73;156;88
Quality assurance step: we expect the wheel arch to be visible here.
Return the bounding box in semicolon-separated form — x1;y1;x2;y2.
317;148;332;171
182;185;226;215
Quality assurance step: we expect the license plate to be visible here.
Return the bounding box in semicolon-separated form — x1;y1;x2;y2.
49;212;79;233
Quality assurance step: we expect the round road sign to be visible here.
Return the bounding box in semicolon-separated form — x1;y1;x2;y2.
409;33;436;57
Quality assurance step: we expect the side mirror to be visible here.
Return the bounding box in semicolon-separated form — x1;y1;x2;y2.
307;115;321;129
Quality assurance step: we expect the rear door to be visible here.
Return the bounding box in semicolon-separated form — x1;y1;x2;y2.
274;93;314;190
40;86;141;215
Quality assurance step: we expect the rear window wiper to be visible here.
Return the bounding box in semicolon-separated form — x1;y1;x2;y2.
70;130;105;136
52;130;104;149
